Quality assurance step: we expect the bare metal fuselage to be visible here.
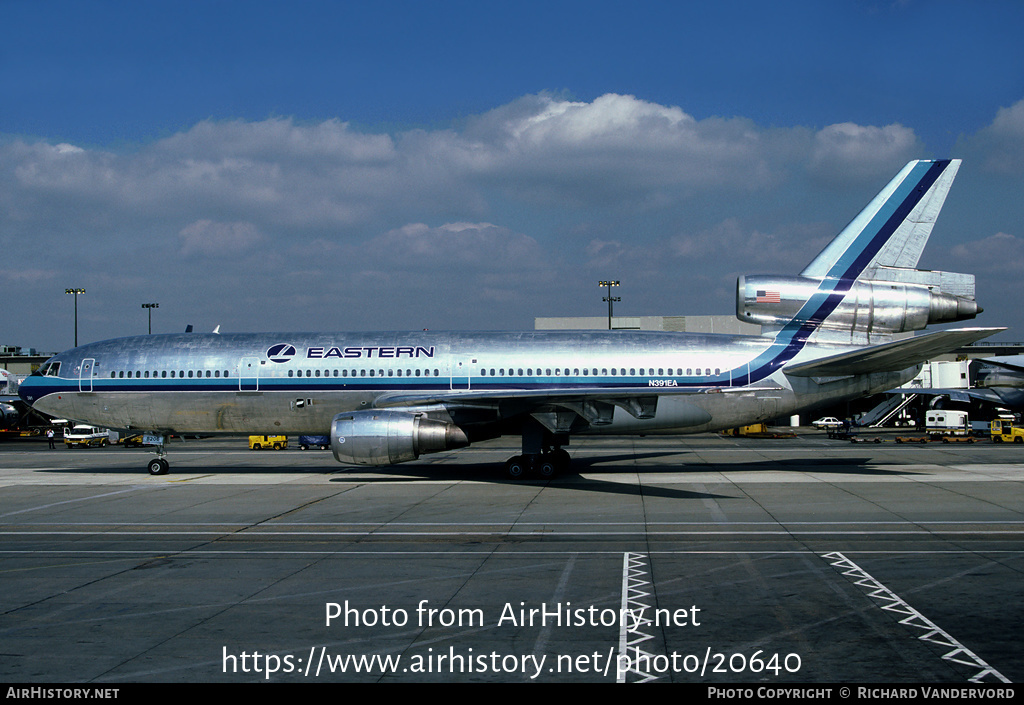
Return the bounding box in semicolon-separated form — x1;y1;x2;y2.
20;329;916;438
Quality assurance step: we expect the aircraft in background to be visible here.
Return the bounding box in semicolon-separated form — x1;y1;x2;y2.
974;356;1024;409
0;370;23;429
19;159;1000;476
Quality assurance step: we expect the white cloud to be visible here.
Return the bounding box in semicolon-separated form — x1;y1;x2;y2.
6;91;998;348
951;232;1024;274
179;220;264;257
808;122;922;184
362;222;548;272
959;99;1024;175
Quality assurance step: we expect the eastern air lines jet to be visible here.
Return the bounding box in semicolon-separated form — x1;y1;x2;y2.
19;159;1000;477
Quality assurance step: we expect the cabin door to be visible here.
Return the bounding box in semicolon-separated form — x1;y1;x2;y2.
239;357;260;391
78;358;95;392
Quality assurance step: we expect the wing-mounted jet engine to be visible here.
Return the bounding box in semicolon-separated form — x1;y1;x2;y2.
331;410;470;466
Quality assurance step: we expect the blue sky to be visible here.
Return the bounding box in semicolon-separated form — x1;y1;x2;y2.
3;0;1024;351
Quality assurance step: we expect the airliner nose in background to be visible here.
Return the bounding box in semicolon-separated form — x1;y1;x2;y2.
19;159;1000;477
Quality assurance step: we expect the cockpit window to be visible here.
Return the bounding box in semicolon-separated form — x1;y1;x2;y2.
34;361;61;377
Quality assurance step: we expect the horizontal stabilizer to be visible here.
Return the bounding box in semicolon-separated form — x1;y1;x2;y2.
783;328;1004;378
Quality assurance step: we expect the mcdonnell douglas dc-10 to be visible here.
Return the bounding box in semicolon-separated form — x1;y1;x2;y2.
19;159;1001;477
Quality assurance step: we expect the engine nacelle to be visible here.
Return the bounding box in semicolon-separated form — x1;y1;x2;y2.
330;410;470;466
737;275;981;337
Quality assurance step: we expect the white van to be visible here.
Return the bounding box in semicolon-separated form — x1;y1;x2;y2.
64;425;110;448
925;410;970;437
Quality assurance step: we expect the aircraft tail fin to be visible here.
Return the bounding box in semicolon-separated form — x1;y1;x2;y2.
800;159;961;278
737;159;981;345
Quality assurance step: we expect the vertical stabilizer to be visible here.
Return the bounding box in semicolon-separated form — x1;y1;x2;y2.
801;159;960;281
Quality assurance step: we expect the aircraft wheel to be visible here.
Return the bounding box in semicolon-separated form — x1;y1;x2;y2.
536;458;557;478
505;456;528;479
147;458;169;476
553;448;571;470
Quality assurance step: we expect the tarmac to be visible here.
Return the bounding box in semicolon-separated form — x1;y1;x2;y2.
1;429;1022;683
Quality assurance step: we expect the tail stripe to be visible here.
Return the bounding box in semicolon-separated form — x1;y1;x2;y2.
736;160;953;384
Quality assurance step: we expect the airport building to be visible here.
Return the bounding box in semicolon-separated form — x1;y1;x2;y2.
1;345;53;375
535;315;759;335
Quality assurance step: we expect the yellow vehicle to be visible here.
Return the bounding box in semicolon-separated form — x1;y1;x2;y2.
990;419;1024;443
249;435;287;450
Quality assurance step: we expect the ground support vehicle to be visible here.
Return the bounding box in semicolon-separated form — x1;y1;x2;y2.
64;425;109;448
991;419;1024;443
249;435;287;450
298;435;331;450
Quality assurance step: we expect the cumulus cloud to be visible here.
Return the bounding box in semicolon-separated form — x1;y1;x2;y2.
951;232;1024;274
1;92;924;247
178;220;264;257
4;91;988;348
364;222;547;271
808;122;923;184
960;99;1024;175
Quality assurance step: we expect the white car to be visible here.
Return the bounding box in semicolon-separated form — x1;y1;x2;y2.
812;417;843;430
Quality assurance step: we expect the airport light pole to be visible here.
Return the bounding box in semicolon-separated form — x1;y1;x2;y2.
141;303;159;334
598;280;620;330
65;288;85;347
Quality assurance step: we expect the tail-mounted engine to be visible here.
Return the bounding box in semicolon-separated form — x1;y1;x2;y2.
737;269;981;341
331;410;470;466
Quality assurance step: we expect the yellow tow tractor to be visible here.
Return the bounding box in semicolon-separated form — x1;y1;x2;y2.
249;435;288;450
990;419;1024;443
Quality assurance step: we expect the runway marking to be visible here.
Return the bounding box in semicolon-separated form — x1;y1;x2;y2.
618;552;658;683
0;487;149;518
821;551;1011;684
2;549;1024;558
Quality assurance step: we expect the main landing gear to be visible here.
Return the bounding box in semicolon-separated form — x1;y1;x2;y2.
504;448;571;479
505;422;573;479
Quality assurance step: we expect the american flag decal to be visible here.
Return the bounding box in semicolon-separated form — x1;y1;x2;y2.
756;290;781;303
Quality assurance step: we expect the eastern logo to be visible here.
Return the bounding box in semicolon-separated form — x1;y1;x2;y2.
267;343;297;363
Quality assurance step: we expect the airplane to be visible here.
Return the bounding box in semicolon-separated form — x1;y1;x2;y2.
0;370;23;429
19;158;1002;477
973;356;1024;409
